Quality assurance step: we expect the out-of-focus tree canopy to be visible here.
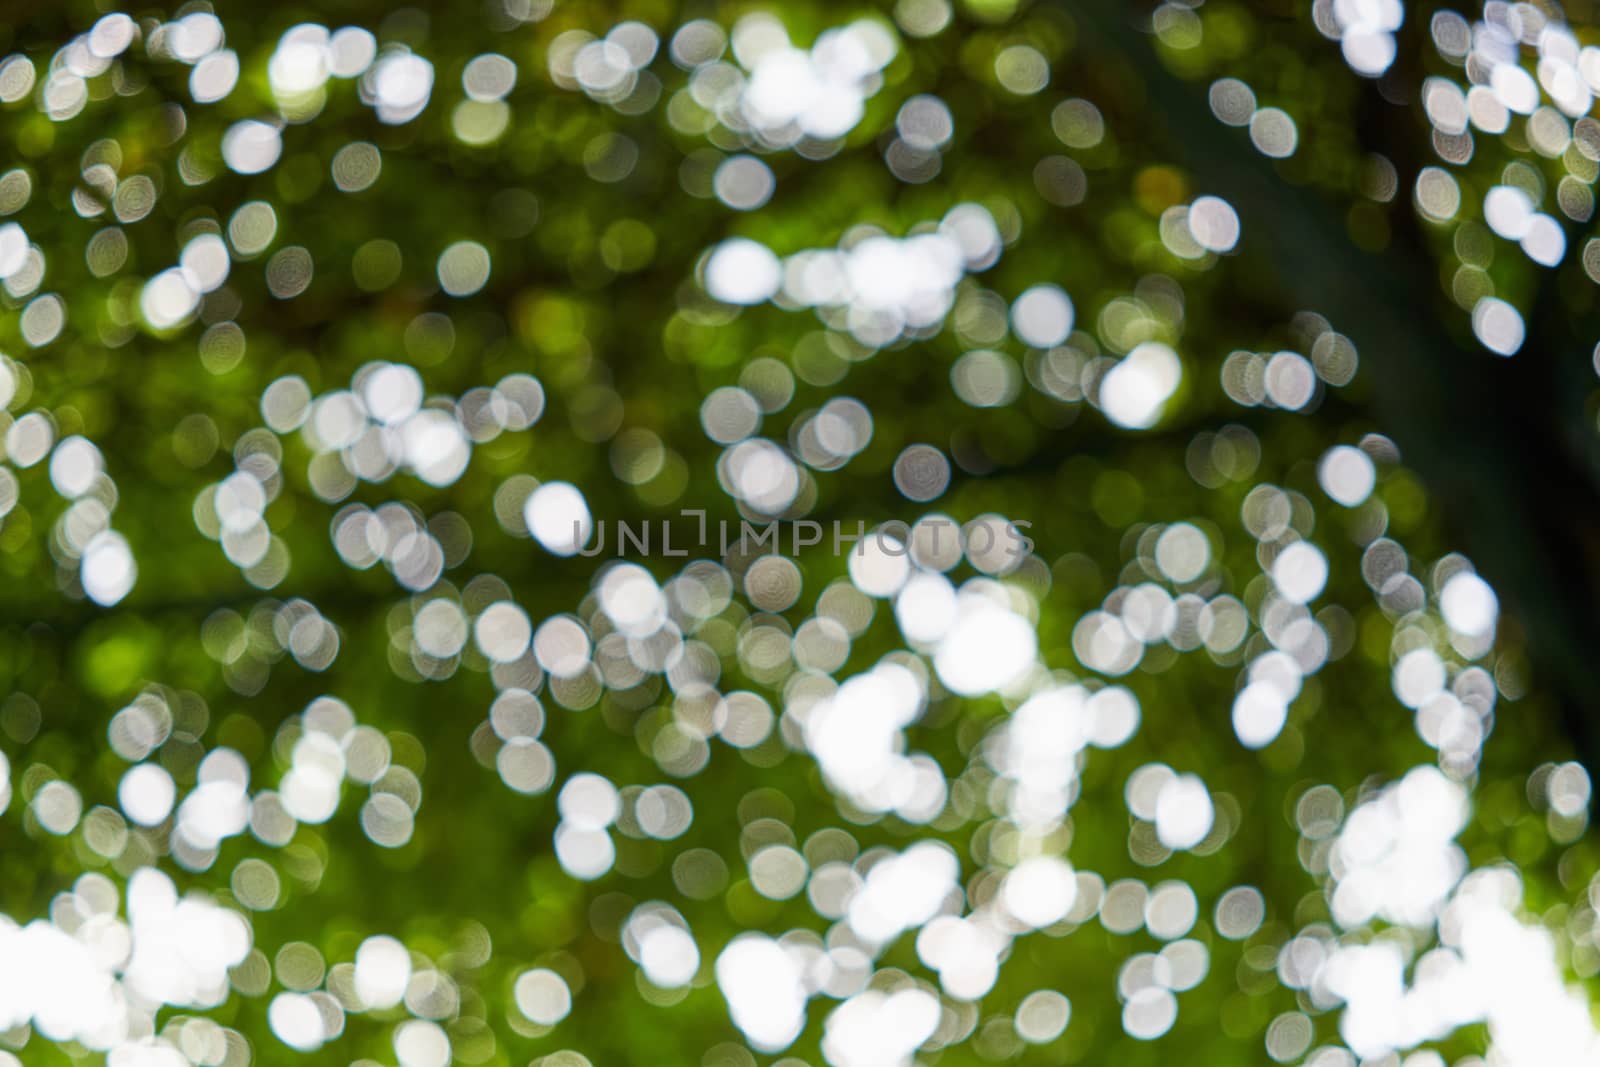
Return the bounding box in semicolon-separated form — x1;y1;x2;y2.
0;1;1598;1065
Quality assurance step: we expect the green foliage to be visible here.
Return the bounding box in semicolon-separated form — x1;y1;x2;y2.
0;2;1596;1067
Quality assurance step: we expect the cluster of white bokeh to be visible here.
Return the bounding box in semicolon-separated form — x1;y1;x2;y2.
1219;331;1360;411
0;361;138;605
265;923;501;1062
1316;0;1404;77
800;660;944;822
223;22;424;163
0;686;431;1061
687;507;1238;1050
1268;766;1600;1066
190;363;545;598
708;693;1230;1052
698;14;894;149
0;3;1595;1067
702;211;1189;430
1203;225;1593;1066
0;869;251;1056
1;235;136;602
193;597;344;697
0;5;493;604
549;19;662;108
140;233;232;330
0;220;51;322
24;12;141;123
702;203;1003;343
14;687;471;1063
1320;2;1600;357
552;9;894;160
1251;435;1600;1063
48;433;137;607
